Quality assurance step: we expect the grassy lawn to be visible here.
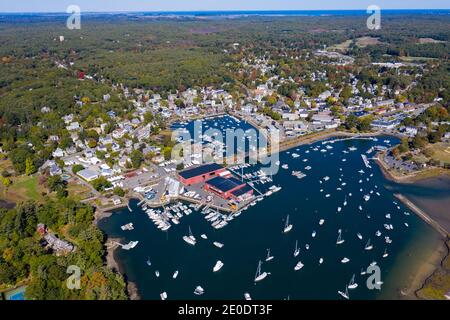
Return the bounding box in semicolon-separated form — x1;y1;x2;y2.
67;182;93;201
427;142;450;164
0;175;44;204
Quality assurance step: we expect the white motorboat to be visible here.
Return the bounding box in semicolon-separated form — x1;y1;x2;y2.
244;292;252;300
341;257;350;264
160;292;167;300
213;241;224;248
356;233;363;240
213;260;224;272
319;219;325;226
194;286;205;296
312;231;317;238
155;270;160;277
294;261;304;271
201;234;208;240
319;258;324;265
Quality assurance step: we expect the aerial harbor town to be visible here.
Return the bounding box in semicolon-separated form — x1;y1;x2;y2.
0;2;449;303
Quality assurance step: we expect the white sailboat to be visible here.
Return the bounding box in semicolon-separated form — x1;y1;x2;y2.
348;274;358;289
265;249;274;262
364;239;373;251
283;215;293;233
341;257;350;264
382;248;389;258
356;233;363;240
338;286;349;300
336;229;345;245
293;240;300;257
254;260;268;282
172;270;179;279
183;226;196;246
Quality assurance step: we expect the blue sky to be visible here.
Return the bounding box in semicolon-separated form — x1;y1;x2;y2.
0;0;448;13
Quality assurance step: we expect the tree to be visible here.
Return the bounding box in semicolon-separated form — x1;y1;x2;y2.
91;177;112;192
357;115;374;132
25;157;36;176
345;114;358;130
130;150;144;169
72;164;85;174
113;187;125;197
2;177;12;188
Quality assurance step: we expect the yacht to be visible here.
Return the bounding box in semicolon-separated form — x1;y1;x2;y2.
293;241;300;257
244;292;252;300
265;249;274;262
194;286;205;296
201;234;208;240
121;223;134;231
341;257;350;264
254;260;268;282
294;261;304;271
348;274;358;290
283;215;293;233
213;260;224;272
172;270;179;279
213;241;224;248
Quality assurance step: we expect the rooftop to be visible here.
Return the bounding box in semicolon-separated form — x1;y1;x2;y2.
178;163;224;180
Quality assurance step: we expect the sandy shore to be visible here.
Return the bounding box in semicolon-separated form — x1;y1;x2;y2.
374;153;450;299
105;237;141;300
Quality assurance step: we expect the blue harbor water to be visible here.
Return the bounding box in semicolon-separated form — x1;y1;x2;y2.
99;117;446;300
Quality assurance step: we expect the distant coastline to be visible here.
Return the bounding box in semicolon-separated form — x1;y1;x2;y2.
0;9;449;17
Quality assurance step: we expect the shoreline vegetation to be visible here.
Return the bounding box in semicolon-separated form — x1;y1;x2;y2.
376;150;450;299
101;128;450;300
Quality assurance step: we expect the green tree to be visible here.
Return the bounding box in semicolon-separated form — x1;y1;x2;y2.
25;157;36;176
130;150;144;169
